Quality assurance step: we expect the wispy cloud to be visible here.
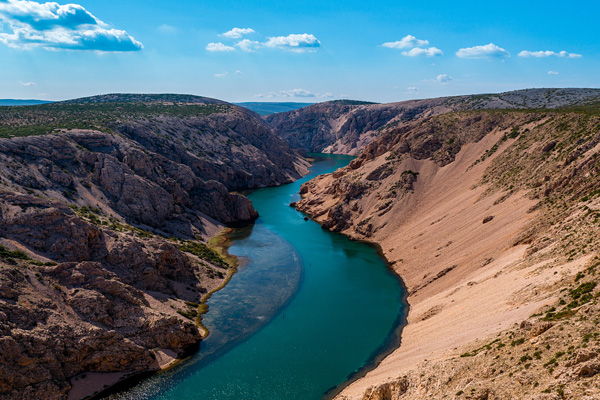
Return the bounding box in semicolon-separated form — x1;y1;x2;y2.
518;50;582;58
19;81;35;86
402;47;442;57
206;42;235;52
456;43;509;59
0;0;142;51
213;70;242;77
383;34;442;57
210;32;321;53
221;27;255;39
436;74;453;83
255;88;331;98
263;34;320;52
281;88;317;97
548;70;559;75
235;38;261;52
255;92;278;99
405;86;419;94
382;35;429;49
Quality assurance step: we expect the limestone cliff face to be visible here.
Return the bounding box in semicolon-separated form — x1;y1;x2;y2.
0;131;256;228
267;88;600;155
296;107;600;399
113;109;307;191
0;193;210;399
0;94;309;399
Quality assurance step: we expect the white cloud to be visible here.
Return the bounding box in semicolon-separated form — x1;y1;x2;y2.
264;33;320;52
456;43;510;59
548;70;559;75
235;70;243;74
518;50;582;58
436;74;453;83
206;42;235;52
0;0;142;51
235;38;260;52
405;87;419;94
254;92;278;98
382;35;429;49
214;71;228;78
382;35;442;57
209;32;321;53
221;27;254;39
19;81;35;86
256;88;330;98
281;88;317;97
402;47;443;57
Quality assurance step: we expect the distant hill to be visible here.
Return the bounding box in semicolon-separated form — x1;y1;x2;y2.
234;102;314;116
61;93;227;105
266;88;600;154
0;99;51;106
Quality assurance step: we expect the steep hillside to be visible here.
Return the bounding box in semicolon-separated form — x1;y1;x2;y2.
267;88;600;155
297;106;600;399
0;94;309;399
2;95;308;190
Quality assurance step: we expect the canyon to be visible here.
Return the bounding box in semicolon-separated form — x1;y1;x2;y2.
2;88;600;399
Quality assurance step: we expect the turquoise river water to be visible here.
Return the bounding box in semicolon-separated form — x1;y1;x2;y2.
109;154;405;400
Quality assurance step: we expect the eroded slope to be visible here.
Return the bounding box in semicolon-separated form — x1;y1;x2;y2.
297;108;600;399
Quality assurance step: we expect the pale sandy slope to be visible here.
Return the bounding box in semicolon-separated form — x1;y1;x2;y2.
298;128;589;399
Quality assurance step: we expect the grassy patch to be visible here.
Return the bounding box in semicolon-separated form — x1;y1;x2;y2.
180;241;229;268
0;245;31;261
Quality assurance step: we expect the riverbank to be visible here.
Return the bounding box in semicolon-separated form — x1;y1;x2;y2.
66;228;241;400
295;130;597;399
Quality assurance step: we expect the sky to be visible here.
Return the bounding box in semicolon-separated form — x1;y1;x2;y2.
0;0;598;103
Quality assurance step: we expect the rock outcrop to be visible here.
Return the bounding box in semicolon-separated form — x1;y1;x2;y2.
0;94;309;399
0;195;211;399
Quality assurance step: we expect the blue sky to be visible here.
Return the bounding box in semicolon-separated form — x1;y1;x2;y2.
0;0;598;102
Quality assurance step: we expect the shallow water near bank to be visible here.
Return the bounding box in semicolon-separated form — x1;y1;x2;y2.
109;154;405;400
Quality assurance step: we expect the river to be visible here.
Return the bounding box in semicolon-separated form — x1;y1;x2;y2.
109;153;405;400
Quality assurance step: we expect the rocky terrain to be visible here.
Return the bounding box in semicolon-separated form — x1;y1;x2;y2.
295;92;600;399
4;88;600;400
0;94;309;399
267;88;600;155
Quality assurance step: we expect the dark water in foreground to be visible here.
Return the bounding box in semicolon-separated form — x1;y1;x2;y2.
110;154;405;400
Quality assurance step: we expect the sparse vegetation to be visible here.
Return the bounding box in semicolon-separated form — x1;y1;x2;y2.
180;241;229;268
0;101;231;138
0;245;31;261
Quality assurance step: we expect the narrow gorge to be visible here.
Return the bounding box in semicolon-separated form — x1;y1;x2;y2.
2;88;600;400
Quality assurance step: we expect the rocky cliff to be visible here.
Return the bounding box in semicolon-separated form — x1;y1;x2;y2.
296;100;600;399
0;94;309;399
267;88;600;155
